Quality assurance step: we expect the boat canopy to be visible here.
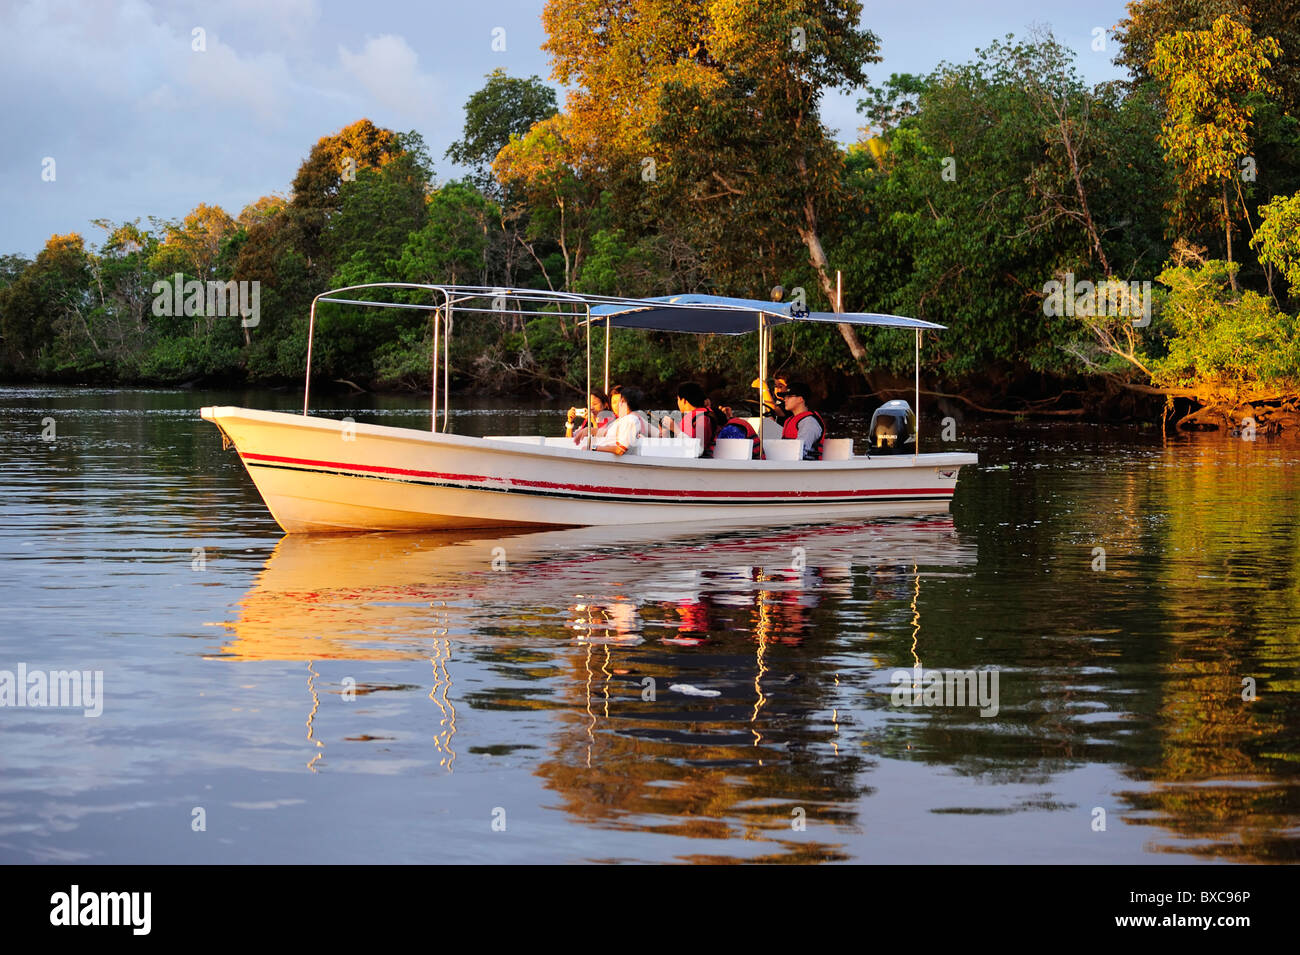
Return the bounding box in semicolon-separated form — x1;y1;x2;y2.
586;293;945;334
302;283;941;453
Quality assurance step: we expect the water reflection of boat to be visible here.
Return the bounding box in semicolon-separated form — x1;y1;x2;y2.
215;518;976;851
216;517;976;661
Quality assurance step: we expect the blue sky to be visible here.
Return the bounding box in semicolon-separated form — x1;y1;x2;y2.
0;0;1135;257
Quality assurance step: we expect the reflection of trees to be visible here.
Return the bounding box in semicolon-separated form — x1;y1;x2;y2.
1114;438;1300;862
857;431;1298;862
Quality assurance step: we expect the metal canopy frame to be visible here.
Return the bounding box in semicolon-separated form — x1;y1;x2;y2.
303;283;939;457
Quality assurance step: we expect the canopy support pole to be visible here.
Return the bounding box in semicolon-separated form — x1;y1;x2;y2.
914;328;920;460
757;312;767;437
442;306;451;432
431;306;440;431
603;317;610;395
303;298;318;415
585;307;593;451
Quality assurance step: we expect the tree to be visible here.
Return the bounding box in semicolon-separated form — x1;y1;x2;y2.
88;219;161;356
446;70;559;193
494;112;601;293
1251;190;1300;293
0;234;93;374
1150;15;1281;288
835;35;1167;390
237;195;288;231
396;181;497;287
323;137;433;272
150;203;237;283
0;253;30;288
288;119;403;272
541;0;883;371
1116;0;1300;117
1151;258;1300;419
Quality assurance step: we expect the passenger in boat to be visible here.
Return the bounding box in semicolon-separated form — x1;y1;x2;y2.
659;382;716;457
777;382;826;460
592;385;647;456
568;389;616;442
752;376;790;422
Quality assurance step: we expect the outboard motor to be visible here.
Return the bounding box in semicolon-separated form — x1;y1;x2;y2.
868;399;916;454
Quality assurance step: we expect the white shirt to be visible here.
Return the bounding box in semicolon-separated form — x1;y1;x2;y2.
596;412;646;450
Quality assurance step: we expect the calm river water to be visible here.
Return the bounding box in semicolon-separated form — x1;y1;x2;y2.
1;386;1297;864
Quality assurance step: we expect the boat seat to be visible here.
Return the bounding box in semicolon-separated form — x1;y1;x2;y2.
764;438;804;461
713;438;753;460
638;436;703;458
822;438;854;460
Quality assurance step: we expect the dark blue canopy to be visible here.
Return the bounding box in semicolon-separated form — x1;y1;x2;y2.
587;293;944;334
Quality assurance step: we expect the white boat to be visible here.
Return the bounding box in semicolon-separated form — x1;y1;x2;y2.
201;285;976;533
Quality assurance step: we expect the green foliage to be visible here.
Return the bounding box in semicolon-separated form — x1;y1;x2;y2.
396;181;497;285
445;70;559;192
1151;16;1279;201
834;35;1169;381
372;324;433;391
0;234;92;376
4;12;1300;414
1251;190;1300;292
323;152;430;270
138;333;242;382
1150;260;1300;398
0;253;31;287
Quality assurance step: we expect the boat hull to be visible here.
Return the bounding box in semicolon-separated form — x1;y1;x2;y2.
201;406;977;534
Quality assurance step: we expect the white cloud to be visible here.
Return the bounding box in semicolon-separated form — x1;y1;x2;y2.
338;34;440;125
183;32;296;123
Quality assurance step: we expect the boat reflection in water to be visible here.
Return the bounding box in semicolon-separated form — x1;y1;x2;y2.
215;517;976;860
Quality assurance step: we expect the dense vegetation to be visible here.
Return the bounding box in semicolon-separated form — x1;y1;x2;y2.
3;0;1300;430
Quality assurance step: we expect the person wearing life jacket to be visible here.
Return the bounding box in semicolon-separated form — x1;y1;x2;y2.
777;382;825;460
659;382;716;457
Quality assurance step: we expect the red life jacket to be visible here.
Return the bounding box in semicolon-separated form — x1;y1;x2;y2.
682;408;716;457
724;417;763;459
782;410;826;460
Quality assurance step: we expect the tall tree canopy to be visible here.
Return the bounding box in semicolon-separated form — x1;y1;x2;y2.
540;0;882;367
446;70;559;192
1150;14;1280;284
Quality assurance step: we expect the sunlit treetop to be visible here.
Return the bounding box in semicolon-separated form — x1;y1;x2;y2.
290;119;401;211
1116;0;1300;116
1151;15;1279;190
153;203;237;280
237;195;288;232
542;0;722;165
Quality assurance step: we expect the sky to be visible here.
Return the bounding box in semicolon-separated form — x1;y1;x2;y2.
0;0;1136;257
